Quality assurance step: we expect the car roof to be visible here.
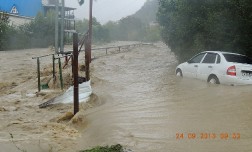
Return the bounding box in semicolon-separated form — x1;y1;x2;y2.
202;51;244;56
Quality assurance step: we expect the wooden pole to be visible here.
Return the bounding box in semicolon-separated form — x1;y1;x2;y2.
37;58;41;92
85;45;90;81
88;0;93;63
85;0;93;81
73;33;79;114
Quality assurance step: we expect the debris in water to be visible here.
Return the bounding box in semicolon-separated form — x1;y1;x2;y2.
39;80;92;108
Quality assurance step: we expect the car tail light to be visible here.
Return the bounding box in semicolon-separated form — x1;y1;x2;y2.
227;65;236;76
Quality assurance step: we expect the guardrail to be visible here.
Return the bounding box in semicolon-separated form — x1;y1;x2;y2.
32;42;153;92
86;43;153;55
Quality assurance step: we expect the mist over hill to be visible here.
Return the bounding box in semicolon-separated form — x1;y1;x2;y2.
66;0;146;24
132;0;159;24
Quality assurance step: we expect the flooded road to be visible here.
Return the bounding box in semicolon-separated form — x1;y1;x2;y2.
78;43;252;151
0;42;252;152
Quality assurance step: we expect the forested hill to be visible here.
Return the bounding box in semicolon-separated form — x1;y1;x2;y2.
132;0;159;24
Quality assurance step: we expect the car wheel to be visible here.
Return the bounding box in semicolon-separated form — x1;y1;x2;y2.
208;75;220;84
176;69;183;77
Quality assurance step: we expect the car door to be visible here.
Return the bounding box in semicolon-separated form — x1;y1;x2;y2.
197;53;218;81
184;53;206;78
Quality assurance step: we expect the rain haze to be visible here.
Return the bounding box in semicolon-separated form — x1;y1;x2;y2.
65;0;146;24
2;0;252;152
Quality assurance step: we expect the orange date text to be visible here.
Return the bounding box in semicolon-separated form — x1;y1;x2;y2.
176;133;240;140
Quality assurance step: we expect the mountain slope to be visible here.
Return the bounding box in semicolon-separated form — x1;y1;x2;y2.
132;0;159;24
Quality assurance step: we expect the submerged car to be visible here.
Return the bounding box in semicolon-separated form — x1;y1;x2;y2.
176;51;252;85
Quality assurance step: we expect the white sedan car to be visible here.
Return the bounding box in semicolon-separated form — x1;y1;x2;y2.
176;51;252;85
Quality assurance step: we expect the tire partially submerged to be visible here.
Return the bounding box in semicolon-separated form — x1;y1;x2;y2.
208;75;220;84
176;69;183;77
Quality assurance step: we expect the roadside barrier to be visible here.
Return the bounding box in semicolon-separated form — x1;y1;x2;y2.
32;42;153;93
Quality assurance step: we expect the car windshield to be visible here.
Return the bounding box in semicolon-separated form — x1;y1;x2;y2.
223;53;252;64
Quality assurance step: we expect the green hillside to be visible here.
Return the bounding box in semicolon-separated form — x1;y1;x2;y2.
132;0;159;24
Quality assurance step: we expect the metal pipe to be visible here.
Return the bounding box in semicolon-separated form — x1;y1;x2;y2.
71;55;74;80
78;43;145;52
52;54;55;80
32;54;54;59
37;58;41;92
73;33;79;114
60;0;65;53
58;58;64;90
55;0;59;53
54;55;72;60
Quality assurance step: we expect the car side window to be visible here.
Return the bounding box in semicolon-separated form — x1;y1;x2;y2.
216;54;221;64
188;53;206;63
202;53;217;64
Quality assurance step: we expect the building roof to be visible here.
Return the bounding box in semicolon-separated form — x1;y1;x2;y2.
0;0;43;17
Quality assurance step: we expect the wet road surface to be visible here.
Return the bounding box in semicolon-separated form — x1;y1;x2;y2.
77;43;252;152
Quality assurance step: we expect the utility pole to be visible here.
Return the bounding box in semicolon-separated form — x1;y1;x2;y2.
55;0;59;53
85;0;93;81
60;0;65;53
88;0;93;63
73;33;79;114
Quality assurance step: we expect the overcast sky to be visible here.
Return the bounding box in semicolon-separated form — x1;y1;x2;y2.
65;0;146;24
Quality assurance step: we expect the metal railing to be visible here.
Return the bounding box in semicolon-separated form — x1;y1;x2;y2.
32;53;72;92
32;42;153;92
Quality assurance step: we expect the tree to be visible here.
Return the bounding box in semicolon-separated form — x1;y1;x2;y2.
133;0;159;24
0;12;10;50
157;0;252;62
76;19;89;34
76;17;110;43
104;21;119;40
0;11;57;50
113;16;145;41
28;11;56;47
144;25;161;42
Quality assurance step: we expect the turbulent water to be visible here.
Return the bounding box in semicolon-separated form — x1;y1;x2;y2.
77;43;252;152
0;42;252;152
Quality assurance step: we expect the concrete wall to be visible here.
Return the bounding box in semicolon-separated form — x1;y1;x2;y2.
8;14;33;27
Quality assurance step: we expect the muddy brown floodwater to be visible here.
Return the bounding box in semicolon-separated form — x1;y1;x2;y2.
0;42;252;152
78;42;252;152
